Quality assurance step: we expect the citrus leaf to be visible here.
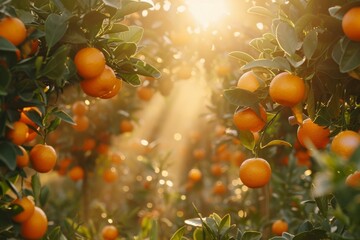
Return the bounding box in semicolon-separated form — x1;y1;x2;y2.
339;40;360;73
114;42;137;60
247;6;275;18
45;14;69;49
105;23;129;34
118;72;141;86
229;51;254;64
0;142;17;170
223;88;260;107
0;65;11;96
241;58;291;71
303;30;317;60
185;218;203;227
52;110;75;125
241;231;262;240
238;130;255;151
261;140;292;149
132;59;161;78
0;37;17;51
116;26;144;43
170;226;186;240
114;1;153;18
31;173;41;206
276;21;301;56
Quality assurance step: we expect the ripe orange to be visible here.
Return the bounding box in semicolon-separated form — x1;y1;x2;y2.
331;130;360;160
342;7;360;41
295;150;311;168
72;115;90;132
57;157;72;176
271;219;288;236
72;101;88;116
269;72;305;107
233;105;267;132
100;78;122;99
80;65;117;98
239;158;271;188
345;171;360;188
110;152;124;165
210;163;223;177
0;17;27;46
19;107;41;128
237;71;261;92
297;118;330;149
6;121;29;145
16;145;29;168
212;181;227;195
193;148;206;160
68;166;85;181
188;168;202;182
11;196;35;223
137;86;155;101
74;47;106;79
20;207;48;239
97;143;109;155
119;119;134;133
103;167;118;183
101;225;119;240
82;138;96;151
30;144;57;173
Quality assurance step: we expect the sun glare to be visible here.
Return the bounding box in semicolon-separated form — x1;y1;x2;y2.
185;0;229;28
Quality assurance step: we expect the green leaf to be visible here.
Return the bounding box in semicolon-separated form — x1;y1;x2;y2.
170;226;186;240
185;218;203;227
47;118;62;133
261;140;292;149
114;42;137;59
241;231;262;240
303;30;317;60
52;110;75;125
118;72;141;86
229;51;254;64
39;186;49;207
0;142;17;170
150;219;158;240
0;65;11;96
223;88;260;107
286;53;306;68
276;21;301;56
247;6;275;18
31;173;41;206
45;14;69;49
339;40;360;73
116;26;144;43
114;1;153;18
83;11;107;39
0;37;17;51
41;45;70;81
105;23;129;34
193;228;204;240
315;195;328;217
238;130;255;151
293;229;328;240
24;109;44;128
132;59;161;78
241;58;291;72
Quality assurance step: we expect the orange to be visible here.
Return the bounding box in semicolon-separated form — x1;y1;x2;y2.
72;115;90;132
331;130;360;159
345;171;360;188
16;145;29;168
269;72;305;107
74;47;106;79
110;152;124;165
295;150;311;168
216;65;231;77
82;138;96;151
237;71;261;92
30;144;57;173
72;101;88;116
20;206;48;239
210;163;223;176
193;148;206;160
0;17;27;46
80;65;118;98
101;225;119;240
57;157;72;176
68;166;85;181
6;121;29;145
11;196;35;223
297;118;330;149
271;219;288;236
97;143;109;155
188;168;202;182
233;105;267;132
212;181;227;195
342;7;360;41
239;158;271;188
100;78;122;99
119;119;134;133
20;107;41;128
137;86;155;101
103;167;118;183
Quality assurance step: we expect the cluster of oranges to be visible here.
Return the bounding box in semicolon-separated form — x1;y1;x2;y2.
71;100;90;132
74;47;122;99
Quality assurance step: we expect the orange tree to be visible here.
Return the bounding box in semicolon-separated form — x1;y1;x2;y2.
171;0;360;239
0;0;160;238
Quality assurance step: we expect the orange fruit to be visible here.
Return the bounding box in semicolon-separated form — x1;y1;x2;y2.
210;163;223;176
97;143;109;155
345;171;360;188
20;107;41;128
16;145;29;168
110;152;124;165
188;168;202;182
0;17;27;46
74;47;106;79
331;130;360;159
137;86;155;101
6;121;29;145
212;181;227;195
20;207;48;239
100;78;122;99
297;118;330;149
101;225;119;240
103;167;118;183
72;115;90;132
342;7;360;41
239;158;271;188
80;65;118;98
11;196;35;223
119;119;134;133
82;138;96;151
72;101;88;116
57;157;72;176
193;148;206;160
295;150;311;168
237;71;261;92
269;72;305;107
216;65;231;77
271;219;288;236
30;144;57;173
233;105;267;132
68;166;85;181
